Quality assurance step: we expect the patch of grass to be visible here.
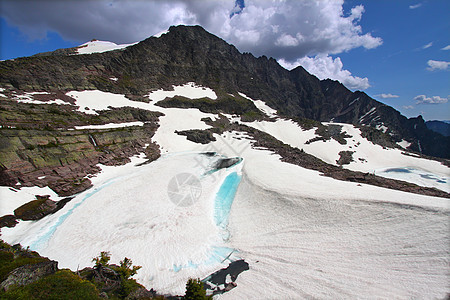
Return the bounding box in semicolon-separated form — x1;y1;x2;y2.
1;269;100;300
241;110;263;122
292;117;321;130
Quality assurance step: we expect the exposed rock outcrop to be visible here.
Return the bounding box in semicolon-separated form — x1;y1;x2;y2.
11;195;73;222
0;260;58;291
175;129;216;144
203;260;249;295
0;215;18;228
0;101;162;196
337;151;355;166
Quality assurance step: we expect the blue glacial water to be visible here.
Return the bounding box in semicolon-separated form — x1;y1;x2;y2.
173;171;242;272
172;246;237;272
214;172;242;230
384;168;412;173
377;167;449;188
29;179;117;251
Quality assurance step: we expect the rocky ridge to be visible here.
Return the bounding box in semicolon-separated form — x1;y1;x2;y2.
0;25;448;158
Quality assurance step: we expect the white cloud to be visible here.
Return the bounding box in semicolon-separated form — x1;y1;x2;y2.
0;0;382;61
414;95;449;104
409;3;422;9
275;34;300;47
279;55;370;90
402;105;415;110
376;93;400;99
441;45;450;50
422;42;433;49
0;0;381;92
427;60;450;71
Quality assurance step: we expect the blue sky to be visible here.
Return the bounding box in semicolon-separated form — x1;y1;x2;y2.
0;0;448;121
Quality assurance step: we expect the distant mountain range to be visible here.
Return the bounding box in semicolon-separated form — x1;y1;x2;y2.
426;120;450;137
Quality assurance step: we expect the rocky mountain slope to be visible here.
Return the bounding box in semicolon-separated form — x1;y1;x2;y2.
1;25;448;158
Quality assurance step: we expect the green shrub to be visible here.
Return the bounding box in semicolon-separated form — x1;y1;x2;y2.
183;278;211;300
115;257;142;280
92;251;111;268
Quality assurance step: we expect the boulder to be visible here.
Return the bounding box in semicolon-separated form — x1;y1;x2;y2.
0;215;18;228
14;197;58;221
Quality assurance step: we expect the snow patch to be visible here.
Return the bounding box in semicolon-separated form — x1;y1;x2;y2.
153;30;169;38
348;97;360;106
9;92;69;105
148;82;217;102
398;140;411;149
73;121;144;130
238;92;277;117
359;107;376;122
76;40;137;54
375;124;388;133
0;186;61;216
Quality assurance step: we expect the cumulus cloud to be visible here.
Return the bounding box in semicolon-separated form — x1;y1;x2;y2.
442;45;450;50
409;3;422;9
279;55;370;90
376;93;399;99
0;0;382;59
0;0;381;90
427;60;450;71
414;95;449;104
402;105;414;110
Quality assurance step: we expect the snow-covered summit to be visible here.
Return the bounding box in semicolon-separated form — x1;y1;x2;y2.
76;39;137;54
76;29;170;55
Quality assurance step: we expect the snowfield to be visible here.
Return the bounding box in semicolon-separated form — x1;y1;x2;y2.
2;85;449;299
244;117;449;192
3;153;243;295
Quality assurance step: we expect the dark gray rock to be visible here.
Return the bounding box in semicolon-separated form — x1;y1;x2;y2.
203;259;249;295
336;151;355;166
175;129;216;144
0;215;18;228
125;287;157;300
214;157;241;170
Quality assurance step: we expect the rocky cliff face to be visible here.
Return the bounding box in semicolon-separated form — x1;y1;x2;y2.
0;99;161;196
0;25;448;159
